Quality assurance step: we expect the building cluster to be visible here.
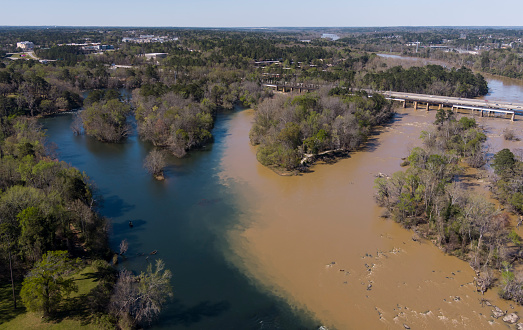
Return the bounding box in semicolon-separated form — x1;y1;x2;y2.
16;41;34;50
122;35;178;43
63;43;114;52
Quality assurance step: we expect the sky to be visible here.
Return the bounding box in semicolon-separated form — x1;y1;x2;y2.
1;0;523;27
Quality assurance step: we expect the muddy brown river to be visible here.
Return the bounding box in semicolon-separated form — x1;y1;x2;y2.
220;80;523;328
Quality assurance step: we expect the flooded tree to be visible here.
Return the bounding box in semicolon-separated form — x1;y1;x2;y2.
143;149;167;180
119;239;128;256
81;99;131;142
70;112;83;136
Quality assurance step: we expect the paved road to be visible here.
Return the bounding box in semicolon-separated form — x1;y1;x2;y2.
27;51;39;60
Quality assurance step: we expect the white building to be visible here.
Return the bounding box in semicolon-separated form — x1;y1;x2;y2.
321;34;340;41
145;53;168;60
17;41;34;50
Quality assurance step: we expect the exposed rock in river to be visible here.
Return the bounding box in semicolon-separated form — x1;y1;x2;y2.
492;306;505;319
503;312;519;324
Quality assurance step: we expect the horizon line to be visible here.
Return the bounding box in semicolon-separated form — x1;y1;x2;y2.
1;25;523;29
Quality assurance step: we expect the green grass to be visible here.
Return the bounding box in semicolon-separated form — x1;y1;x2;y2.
0;280;25;325
9;53;30;59
1;312;101;330
0;265;113;330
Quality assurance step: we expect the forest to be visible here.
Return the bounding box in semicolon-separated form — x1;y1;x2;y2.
1;26;523;328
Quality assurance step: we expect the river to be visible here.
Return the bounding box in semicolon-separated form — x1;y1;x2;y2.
41;75;523;329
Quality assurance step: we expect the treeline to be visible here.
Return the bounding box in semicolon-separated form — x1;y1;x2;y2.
0;113;113;321
364;65;489;98
250;90;393;172
0;60;82;117
0;117;109;260
374;110;523;303
476;50;523;79
35;45;85;66
404;48;523;80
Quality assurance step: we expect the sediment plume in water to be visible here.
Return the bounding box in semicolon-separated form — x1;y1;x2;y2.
220;107;523;329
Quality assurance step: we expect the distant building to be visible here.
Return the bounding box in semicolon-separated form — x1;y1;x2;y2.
73;43;115;52
122;35;178;43
145;53;168;60
321;34;340;41
17;41;34;50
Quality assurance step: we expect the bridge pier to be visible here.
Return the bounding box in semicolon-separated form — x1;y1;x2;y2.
512;113;515;121
414;101;418;110
438;104;443;110
426;103;430;111
402;100;406;108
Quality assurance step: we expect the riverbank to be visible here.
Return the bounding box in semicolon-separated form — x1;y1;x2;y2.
221;107;522;329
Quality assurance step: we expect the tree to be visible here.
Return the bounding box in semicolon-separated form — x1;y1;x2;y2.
20;251;79;317
492;148;516;175
110;259;172;327
119;239;128;256
17;207;54;262
143;149;166;179
0;222;18;309
71;112;83;136
81;99;131;142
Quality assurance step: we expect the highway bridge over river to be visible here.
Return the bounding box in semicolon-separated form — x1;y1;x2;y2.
262;83;522;121
382;91;522;121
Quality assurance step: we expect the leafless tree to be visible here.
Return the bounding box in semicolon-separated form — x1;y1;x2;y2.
475;268;494;294
119;239;128;256
143;149;167;179
71;112;83;136
110;259;173;327
503;129;518;141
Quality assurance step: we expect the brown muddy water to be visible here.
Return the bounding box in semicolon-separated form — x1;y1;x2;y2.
220;98;523;329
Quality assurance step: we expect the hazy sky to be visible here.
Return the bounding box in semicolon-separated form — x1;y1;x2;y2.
2;0;523;27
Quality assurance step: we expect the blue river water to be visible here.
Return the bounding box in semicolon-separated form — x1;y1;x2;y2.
41;109;317;329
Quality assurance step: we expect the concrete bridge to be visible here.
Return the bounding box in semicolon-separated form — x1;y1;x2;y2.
381;91;523;121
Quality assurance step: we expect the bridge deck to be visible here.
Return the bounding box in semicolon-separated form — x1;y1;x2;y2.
381;91;523;113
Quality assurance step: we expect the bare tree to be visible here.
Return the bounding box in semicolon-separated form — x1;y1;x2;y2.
143;149;166;180
110;259;173;327
71;112;83;136
475;268;494;294
119;239;128;256
503;129;519;141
